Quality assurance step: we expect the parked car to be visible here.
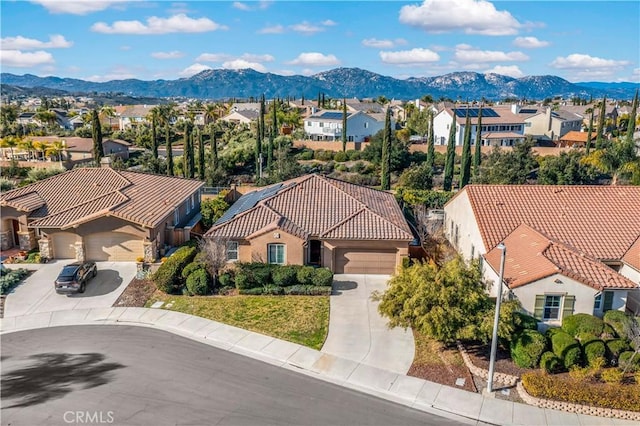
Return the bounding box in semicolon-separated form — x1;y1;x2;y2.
54;262;97;294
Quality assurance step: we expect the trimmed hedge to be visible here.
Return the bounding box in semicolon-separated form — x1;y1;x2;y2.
606;339;631;363
234;263;334;293
601;323;616;339
575;332;598;344
235;263;273;289
296;266;316;286
619;351;640;372
583;339;606;367
186;268;210;296
514;312;539;332
153;246;197;293
181;262;205;279
283;285;332;296
272;265;299;287
562;313;604;338
311;268;333;287
510;330;548;368
539;351;562;373
603;310;630;339
551;330;583;370
218;273;234;288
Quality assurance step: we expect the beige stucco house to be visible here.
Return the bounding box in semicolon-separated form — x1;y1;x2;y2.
205;174;413;274
444;185;640;325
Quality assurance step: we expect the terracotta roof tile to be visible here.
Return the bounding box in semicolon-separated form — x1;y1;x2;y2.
28;192;128;229
2;192;45;212
321;209;414;240
623;236;640;271
209;205;280;239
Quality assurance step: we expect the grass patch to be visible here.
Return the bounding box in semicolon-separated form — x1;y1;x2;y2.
146;291;329;350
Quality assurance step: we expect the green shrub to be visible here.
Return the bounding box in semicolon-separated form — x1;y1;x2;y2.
296;266;316;286
334;151;348;162
234;262;272;289
272;265;299;287
551;331;583;370
181;262;205;279
298;149;314;160
583;340;606;367
601;368;624;384
545;327;564;339
514;312;539;332
603;310;630;338
601;323;617;339
311;268;333;287
218;273;233;288
575;332;598;344
239;287;264;295
562;313;604;337
510;330;548;368
606;339;631;363
619;351;640;372
0;268;29;294
539;351;562;373
283;285;332;295
153;246;197;293
185;268;210;296
262;285;284;295
346;150;362;161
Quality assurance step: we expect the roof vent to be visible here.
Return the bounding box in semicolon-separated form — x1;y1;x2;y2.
100;157;112;169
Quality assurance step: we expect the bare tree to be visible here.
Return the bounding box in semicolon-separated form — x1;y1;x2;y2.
413;205;455;266
622;313;640;374
198;236;230;287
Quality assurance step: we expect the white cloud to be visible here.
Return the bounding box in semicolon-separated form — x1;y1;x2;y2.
399;0;521;35
222;59;267;72
232;2;251;11
513;36;549;48
290;22;324;35
258;24;284;34
485;65;524;78
241;53;275;62
233;1;272;11
151;51;185;60
550;53;629;70
30;0;127;15
196;52;274;63
380;48;440;65
84;71;137;82
91;14;227;35
1;34;72;50
362;38;407;49
0;50;54;67
322;20;337;26
454;47;529;62
287;52;340;67
179;63;212;77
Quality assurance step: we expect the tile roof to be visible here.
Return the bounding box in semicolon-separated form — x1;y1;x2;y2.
0;168;203;229
206;174;413;242
623;236;640;271
559;131;596;143
458;185;640;261
30;137;130;153
444;105;525;125
485;224;637;290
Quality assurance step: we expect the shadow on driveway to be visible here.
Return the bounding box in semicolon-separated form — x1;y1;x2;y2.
67;270;123;298
332;280;358;295
1;353;125;408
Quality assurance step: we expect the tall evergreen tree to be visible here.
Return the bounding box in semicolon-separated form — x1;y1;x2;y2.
341;98;348;152
595;96;607;149
268;98;276;170
255;110;263;179
380;107;392;190
183;121;194;178
197;128;205;180
625;89;638;145
151;113;158;160
585;109;594;154
260;95;266;142
460;107;472;188
165;121;173;176
91;109;104;164
317;92;321;109
321;93;326;109
211;125;218;171
443;109;457;191
473;105;483;178
426;109;435;170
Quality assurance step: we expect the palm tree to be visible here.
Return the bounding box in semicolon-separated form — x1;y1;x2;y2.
101;105;116;130
32;140;47;161
45;140;65;164
0;136;17;159
18;137;35;161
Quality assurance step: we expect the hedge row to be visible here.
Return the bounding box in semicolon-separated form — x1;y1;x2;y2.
232;263;333;290
153;246;197;294
510;330;547;368
562;313;604;337
550;330;582;369
239;285;332;296
0;267;29;294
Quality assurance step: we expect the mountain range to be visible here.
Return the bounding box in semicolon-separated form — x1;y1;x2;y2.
1;68;638;101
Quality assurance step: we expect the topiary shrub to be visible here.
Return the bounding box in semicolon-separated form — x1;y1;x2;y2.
153;246;197;293
601;323;616;340
185;268;210;296
218;273;234;288
603;310;630;339
551;331;583;370
296;266;316;286
539;351;562;373
545;327;564;339
583;339;606;367
181;262;205;279
575;332;598;344
272;265;299;287
606;339;631;364
510;330;548;368
562;313;604;337
234;262;272;289
514;312;539;332
311;268;333;287
619;351;640;372
334;151;348;162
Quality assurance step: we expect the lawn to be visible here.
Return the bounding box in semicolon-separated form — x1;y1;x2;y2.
145;292;330;350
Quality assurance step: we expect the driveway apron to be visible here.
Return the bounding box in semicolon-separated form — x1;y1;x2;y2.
322;274;415;375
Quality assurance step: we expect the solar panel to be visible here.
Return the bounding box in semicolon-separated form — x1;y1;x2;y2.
215;183;285;225
454;108;500;118
319;112;343;120
519;109;537;114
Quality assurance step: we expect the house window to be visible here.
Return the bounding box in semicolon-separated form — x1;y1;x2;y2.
543;295;562;320
226;241;238;262
319;122;324;128
364;122;368;128
603;291;614;312
173;209;179;226
594;293;602;311
268;243;285;265
470;245;475;259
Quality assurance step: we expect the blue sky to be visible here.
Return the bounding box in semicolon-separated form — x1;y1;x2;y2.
1;0;638;83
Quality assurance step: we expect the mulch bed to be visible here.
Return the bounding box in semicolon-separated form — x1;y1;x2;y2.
112;278;157;307
408;362;477;393
462;341;529;377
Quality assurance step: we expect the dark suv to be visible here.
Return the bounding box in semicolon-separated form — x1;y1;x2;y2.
55;262;97;294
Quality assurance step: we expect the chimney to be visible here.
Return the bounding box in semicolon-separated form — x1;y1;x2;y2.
511;103;520;114
100;157;112;169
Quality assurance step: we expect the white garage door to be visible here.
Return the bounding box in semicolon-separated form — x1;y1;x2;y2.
334;249;397;274
85;232;143;261
51;232;78;259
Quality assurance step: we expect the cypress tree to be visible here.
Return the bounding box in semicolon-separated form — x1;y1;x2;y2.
595;96;606;149
625;89;638;145
322;93;325;109
380;107;392;190
268;99;276;170
443;109;457;191
460;107;472;188
260;95;266;142
183;121;194;178
585;109;594;154
197;128;205;180
341;98;347;152
151;114;158;160
211;126;218;171
255;110;262;179
473;105;483;178
317;92;321;109
426;109;435;170
91;109;104;164
166;121;173;176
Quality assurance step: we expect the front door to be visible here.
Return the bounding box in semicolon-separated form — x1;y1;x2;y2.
309;240;321;266
11;220;19;248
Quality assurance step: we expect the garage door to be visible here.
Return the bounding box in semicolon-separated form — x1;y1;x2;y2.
334;249;397;274
51;232;78;259
85;232;143;261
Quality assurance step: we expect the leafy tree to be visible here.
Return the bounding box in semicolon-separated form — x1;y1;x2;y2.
91;109;104;164
443;110;457;191
426;110;435;170
473;105;483;178
406;108;429;141
363;129;410;172
380;107;392;190
200;195;230;228
341;98;347;152
397;163;433;190
538;151;599;185
477;138;538;184
582;138;640;185
459;108;472;188
595;97;607;149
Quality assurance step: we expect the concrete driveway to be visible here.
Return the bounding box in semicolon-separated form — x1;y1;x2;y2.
3;260;136;318
321;274;415;375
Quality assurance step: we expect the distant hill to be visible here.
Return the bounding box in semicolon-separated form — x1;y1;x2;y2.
1;68;638;100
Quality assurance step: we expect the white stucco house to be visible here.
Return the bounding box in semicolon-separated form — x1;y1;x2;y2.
304;110;384;142
443;185;640;326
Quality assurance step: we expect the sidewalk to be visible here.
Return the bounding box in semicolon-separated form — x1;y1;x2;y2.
0;308;636;426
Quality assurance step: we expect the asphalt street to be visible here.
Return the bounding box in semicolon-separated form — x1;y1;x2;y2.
1;325;466;426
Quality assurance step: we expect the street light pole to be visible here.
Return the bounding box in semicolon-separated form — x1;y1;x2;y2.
487;242;506;394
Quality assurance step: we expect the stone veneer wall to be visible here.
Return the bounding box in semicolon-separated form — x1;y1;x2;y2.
38;238;51;259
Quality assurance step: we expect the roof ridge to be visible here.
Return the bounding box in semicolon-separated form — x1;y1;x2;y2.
29;190;129;226
319;206;367;238
319;175;368;209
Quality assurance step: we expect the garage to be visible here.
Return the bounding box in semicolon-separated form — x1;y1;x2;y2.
334;249;397;274
85;232;143;261
51;232;78;259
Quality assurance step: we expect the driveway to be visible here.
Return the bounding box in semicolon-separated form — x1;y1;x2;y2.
321;274;415;375
3;260;136;318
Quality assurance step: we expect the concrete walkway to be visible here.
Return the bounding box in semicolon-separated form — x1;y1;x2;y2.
322;274;415;375
1;308;635;426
